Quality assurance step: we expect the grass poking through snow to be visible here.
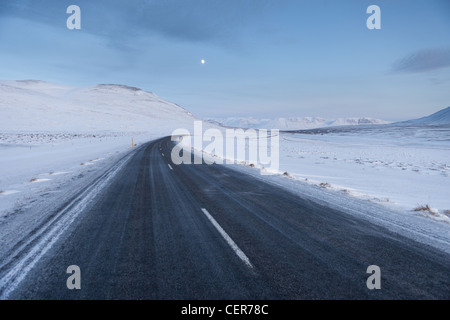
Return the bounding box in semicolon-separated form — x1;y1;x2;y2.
413;204;438;216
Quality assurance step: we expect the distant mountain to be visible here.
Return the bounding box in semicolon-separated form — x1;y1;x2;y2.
397;107;450;126
0;80;197;132
209;116;390;130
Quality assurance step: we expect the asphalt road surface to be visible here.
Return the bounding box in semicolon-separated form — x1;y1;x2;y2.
4;137;450;299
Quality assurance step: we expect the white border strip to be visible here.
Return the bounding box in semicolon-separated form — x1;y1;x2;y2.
201;208;253;269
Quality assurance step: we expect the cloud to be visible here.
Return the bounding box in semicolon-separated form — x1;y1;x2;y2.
0;0;271;46
391;47;450;74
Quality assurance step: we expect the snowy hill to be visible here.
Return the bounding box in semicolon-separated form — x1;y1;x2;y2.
0;80;197;133
398;106;450;126
209;116;390;130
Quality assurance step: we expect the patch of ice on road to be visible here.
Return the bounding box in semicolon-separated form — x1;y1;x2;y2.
29;178;51;183
0;190;21;196
48;171;71;176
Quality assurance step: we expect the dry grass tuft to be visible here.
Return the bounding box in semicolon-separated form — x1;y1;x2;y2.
413;204;438;216
413;204;431;212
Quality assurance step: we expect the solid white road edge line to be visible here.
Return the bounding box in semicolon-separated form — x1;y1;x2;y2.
201;208;253;269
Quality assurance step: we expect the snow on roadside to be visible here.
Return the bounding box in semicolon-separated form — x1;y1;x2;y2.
275;129;450;222
0;132;155;220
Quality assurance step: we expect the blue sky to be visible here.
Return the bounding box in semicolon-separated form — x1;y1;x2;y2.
0;0;449;120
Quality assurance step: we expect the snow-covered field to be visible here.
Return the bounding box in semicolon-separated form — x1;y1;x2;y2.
277;125;450;221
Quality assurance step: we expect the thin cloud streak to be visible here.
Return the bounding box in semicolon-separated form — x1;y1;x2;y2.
391;47;450;74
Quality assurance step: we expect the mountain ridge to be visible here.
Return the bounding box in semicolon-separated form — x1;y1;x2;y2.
209;116;391;130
